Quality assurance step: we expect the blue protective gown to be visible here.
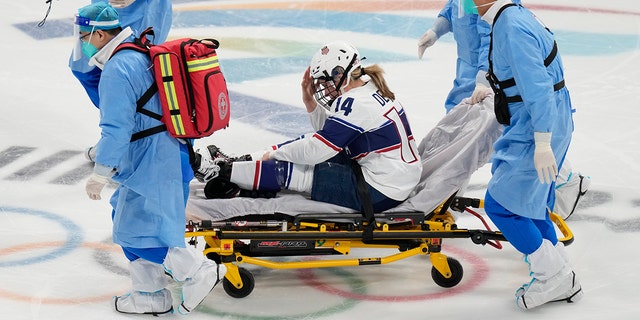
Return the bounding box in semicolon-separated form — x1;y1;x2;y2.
486;4;574;220
95;41;187;249
436;0;491;112
70;0;173;107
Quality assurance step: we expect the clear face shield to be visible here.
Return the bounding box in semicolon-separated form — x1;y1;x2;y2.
73;16;93;61
312;66;346;110
72;14;119;61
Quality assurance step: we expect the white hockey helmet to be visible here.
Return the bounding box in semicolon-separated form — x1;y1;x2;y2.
309;41;361;110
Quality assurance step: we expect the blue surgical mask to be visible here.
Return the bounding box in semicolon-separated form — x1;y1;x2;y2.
81;41;99;58
462;0;479;15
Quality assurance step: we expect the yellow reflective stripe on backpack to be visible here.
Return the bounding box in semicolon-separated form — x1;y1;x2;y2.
187;55;219;73
158;53;186;136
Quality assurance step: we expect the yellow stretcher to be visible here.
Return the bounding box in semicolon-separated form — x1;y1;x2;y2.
184;195;574;298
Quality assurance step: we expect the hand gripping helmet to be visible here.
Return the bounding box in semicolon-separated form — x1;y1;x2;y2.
309;41;361;110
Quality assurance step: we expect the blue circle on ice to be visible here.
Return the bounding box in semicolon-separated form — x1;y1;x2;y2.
0;206;84;267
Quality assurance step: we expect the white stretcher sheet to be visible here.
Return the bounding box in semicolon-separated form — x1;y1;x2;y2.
186;98;501;222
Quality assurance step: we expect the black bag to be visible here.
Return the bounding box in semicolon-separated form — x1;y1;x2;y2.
486;71;511;125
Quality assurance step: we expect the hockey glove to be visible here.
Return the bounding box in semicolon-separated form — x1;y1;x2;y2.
533;132;558;184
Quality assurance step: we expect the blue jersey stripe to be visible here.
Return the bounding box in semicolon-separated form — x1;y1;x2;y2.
315;109;414;157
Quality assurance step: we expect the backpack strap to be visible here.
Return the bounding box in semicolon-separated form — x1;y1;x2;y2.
112;27;169;142
487;3;518;91
487;5;563;103
130;83;167;142
111;27;154;57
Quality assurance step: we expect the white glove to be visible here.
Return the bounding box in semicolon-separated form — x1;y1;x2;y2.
470;83;491;104
417;29;438;59
86;173;110;200
533;132;558;184
109;0;135;8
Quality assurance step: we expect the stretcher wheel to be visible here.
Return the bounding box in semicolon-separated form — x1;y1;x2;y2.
431;257;463;288
223;267;255;298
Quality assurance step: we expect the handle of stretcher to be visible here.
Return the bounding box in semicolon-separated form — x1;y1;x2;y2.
451;197;574;246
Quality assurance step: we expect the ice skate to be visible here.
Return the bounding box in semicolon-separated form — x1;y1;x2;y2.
204;175;279;199
193;145;251;183
204;176;241;199
114;288;173;316
178;260;227;314
238;188;278;199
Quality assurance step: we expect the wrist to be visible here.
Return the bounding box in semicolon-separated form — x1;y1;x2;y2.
534;132;552;143
474;83;487;90
475;70;490;87
89;172;110;184
427;29;438;40
431;16;450;37
534;132;552;149
93;162;115;178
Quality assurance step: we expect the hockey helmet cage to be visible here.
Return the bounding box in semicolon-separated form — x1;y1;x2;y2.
309;41;361;110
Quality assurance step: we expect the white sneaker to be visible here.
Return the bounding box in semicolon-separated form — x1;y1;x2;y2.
178;261;227;314
114;288;173;316
515;265;579;310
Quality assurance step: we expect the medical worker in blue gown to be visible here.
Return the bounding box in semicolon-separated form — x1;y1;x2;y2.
470;0;583;310
419;0;590;219
417;0;519;113
76;3;224;315
71;1;183;169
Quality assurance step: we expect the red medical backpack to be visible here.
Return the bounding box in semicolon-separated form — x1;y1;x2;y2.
113;27;230;141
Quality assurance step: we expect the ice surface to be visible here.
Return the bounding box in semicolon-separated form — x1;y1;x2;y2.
1;0;639;319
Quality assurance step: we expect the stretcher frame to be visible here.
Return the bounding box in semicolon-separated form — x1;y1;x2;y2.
184;195;574;298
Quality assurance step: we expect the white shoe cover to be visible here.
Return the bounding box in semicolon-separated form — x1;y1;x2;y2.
551;270;584;303
516;264;582;309
549;242;584;303
178;260;227;314
114;288;173;316
515;239;583;310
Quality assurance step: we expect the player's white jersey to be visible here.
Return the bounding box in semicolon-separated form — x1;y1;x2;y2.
271;81;422;201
